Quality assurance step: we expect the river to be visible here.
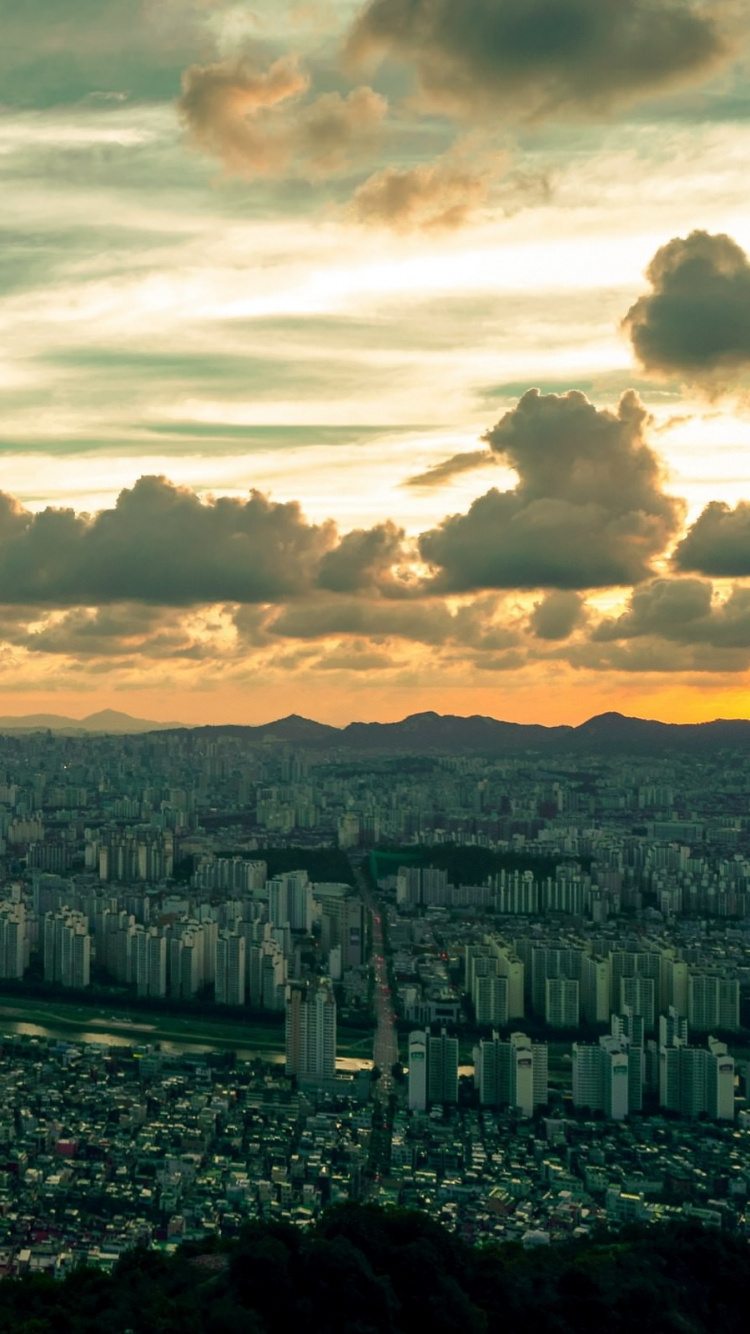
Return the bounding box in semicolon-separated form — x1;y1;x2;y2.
0;1015;372;1072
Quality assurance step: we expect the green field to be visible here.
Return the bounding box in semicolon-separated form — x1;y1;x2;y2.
0;998;374;1060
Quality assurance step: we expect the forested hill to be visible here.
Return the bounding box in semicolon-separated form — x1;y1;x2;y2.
2;1205;748;1334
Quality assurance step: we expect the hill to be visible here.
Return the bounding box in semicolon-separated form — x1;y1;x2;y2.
0;709;187;734
0;1206;746;1334
162;709;750;755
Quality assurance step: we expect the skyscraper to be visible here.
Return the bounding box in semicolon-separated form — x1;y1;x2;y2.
427;1027;459;1106
215;930;246;1006
477;1031;548;1115
408;1030;428;1111
285;979;337;1083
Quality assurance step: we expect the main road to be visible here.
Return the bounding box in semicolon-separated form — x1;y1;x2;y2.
352;858;399;1100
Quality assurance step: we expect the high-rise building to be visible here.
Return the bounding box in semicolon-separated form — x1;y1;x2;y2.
427;1027;459;1106
477;1031;548;1115
316;884;364;970
408;1030;428;1111
0;902;26;980
619;974;655;1032
215;930;246;1006
688;973;740;1032
532;946;581;1017
611;1008;645;1112
572;1037;629;1120
658;1035;735;1121
581;955;611;1025
545;977;579;1028
285;979;337;1083
42;909;91;989
134;926;167;999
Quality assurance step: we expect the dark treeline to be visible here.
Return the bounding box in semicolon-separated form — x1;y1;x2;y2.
370;845;587;885
1;1205;747;1334
243;847;356;886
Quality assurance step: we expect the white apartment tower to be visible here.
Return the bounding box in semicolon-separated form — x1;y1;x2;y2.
285;979;337;1083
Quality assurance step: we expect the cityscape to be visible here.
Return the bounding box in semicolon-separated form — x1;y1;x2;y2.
4;0;750;1324
0;717;747;1275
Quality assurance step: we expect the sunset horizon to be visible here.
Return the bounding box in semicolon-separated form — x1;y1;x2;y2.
1;0;749;727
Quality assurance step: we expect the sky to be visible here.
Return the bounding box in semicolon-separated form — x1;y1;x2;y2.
2;0;750;726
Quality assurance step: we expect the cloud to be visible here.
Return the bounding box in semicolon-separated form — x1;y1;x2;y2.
316;521;409;594
571;638;750;674
0;0;222;108
237;594;521;651
623;231;750;384
294;85;388;174
178;53;386;175
351;157;490;231
403;448;495;488
19;605;211;660
0;476;336;605
317;645;396;672
345;0;726;121
589;578;750;654
529;590;585;640
673;500;750;576
593;577;713;640
419;389;683;591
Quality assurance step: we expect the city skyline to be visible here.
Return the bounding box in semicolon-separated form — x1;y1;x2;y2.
2;2;750;726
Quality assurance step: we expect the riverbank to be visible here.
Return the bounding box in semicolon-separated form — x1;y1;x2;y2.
0;998;375;1065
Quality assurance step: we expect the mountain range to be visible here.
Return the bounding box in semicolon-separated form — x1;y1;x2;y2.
0;709;186;734
171;709;750;755
0;707;748;753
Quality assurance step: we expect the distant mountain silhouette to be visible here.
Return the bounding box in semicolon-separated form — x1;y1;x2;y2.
162;709;750;754
3;705;747;750
0;709;186;734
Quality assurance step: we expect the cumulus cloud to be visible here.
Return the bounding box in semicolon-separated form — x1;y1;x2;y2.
590;578;750;654
674;500;750;577
345;0;726;121
0;476;336;606
178;53;386;175
529;590;585;640
316;521;409;595
403;448;495;488
19;605;212;660
624;231;750;384
237;594;521;652
352;157;490;231
593;577;712;641
419;389;682;591
571;638;750;674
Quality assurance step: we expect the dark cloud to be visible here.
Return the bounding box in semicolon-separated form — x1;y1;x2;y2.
237;595;520;651
419;389;682;591
571;638;750;674
674;501;750;577
529;590;585;640
0;476;335;606
593;577;712;640
317;646;396;672
624;231;750;383
316;522;408;594
346;0;726;121
591;578;750;651
178;54;386;176
19;605;210;660
403;449;495;488
352;158;490;231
